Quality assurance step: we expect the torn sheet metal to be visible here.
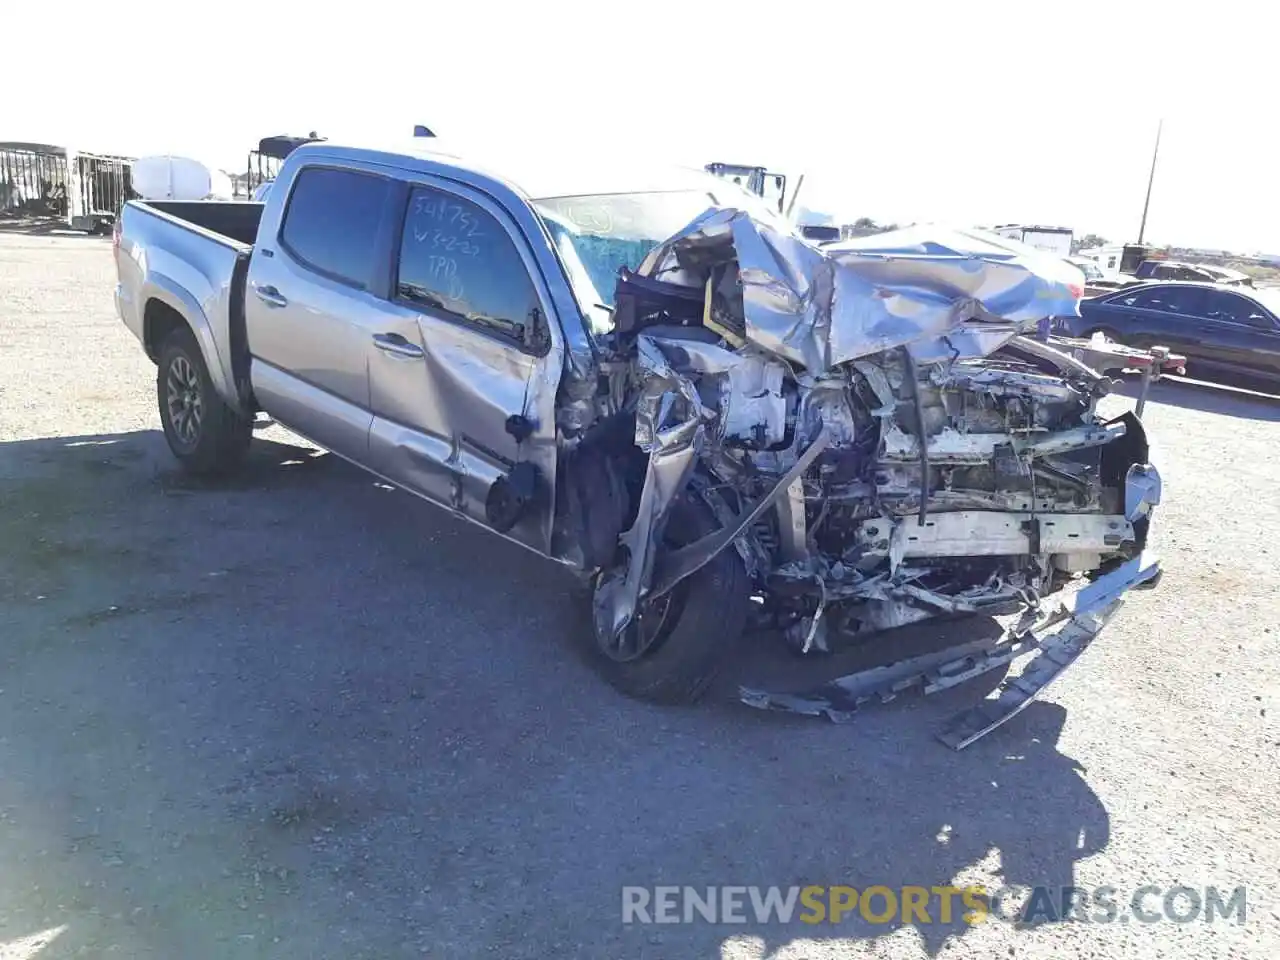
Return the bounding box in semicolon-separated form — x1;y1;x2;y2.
631;334;715;452
634;334;790;448
1124;463;1163;522
637;211;1084;374
649;429;830;598
739;551;1161;748
595;332;816;638
594;335;711;641
935;549;1160;748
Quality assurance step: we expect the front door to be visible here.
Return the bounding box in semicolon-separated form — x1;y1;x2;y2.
1197;290;1280;383
365;179;564;554
245;164;402;461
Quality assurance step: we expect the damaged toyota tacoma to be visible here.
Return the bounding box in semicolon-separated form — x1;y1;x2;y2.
113;141;1162;746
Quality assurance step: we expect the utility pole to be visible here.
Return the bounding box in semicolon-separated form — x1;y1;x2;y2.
1137;119;1163;244
784;172;806;219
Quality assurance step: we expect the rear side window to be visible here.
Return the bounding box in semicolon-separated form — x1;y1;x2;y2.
395;186;540;347
279;167;391;290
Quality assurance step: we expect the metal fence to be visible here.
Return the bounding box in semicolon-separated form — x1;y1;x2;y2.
0;142;69;216
1;142;135;229
74;152;134;222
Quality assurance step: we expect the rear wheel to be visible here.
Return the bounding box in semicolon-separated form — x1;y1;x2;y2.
583;493;750;705
157;326;252;476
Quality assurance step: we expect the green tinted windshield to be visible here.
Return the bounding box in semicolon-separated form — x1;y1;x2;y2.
532;187;785;332
533;191;716;330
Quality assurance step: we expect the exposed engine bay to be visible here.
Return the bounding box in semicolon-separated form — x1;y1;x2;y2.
562;210;1162;702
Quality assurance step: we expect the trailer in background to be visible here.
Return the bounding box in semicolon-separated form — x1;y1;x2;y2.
704;162;788;214
991;223;1074;258
67;150;134;232
239;133;324;199
1081;243;1156;277
0;142;134;233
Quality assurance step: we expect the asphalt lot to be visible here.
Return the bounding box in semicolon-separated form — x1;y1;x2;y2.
0;230;1277;959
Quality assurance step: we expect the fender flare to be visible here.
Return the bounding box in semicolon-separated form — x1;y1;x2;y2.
141;275;242;413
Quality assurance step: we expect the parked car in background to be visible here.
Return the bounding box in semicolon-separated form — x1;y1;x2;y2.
1192;264;1254;288
1133;259;1253;287
1067;255;1140;297
1196;263;1254;287
1056;282;1280;390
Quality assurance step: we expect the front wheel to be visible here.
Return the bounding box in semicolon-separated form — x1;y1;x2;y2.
157;326;252;476
582;493;750;705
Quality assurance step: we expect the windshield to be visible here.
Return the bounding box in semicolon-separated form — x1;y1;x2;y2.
532;186;783;333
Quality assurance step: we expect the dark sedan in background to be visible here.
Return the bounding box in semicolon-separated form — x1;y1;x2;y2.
1056;282;1280;391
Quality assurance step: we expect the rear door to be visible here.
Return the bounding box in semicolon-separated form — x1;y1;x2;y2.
364;178;564;554
244;164;400;461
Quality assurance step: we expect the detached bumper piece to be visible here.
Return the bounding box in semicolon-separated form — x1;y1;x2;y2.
739;551;1161;749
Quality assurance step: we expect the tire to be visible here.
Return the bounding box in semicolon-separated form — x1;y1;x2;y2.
583;492;750;705
156;326;252;476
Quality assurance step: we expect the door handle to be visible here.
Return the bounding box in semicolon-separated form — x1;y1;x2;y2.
253;283;287;308
372;333;425;360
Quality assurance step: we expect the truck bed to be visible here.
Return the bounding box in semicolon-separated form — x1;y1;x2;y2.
115;199;265;415
140;201;264;248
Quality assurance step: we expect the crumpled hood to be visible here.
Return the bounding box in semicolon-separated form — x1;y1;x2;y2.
636;210;1084;373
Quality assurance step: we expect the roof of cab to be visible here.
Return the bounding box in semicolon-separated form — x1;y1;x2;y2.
291;139;723;202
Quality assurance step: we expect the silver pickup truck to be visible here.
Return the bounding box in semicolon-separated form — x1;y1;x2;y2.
114;140;1163;745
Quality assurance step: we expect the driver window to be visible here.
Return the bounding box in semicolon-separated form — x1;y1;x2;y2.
396;186;542;349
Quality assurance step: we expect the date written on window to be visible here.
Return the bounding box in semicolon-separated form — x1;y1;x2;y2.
413;195;484;253
412;224;483;257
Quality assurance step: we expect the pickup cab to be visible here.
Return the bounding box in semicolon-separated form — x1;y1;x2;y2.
114;146;596;546
114;141;1162;731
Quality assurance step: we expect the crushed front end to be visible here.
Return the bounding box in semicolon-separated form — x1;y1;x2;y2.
585;211;1161;746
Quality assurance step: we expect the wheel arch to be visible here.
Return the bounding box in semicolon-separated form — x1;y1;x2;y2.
140;278;243;415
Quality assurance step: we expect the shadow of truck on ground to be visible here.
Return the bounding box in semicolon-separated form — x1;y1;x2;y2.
0;429;1112;958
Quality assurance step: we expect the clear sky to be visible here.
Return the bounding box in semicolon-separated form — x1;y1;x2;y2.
9;0;1277;253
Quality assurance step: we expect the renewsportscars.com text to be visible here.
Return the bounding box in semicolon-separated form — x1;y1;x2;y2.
621;884;1247;926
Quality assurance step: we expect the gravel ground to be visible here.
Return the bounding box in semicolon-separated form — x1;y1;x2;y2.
0;231;1277;959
